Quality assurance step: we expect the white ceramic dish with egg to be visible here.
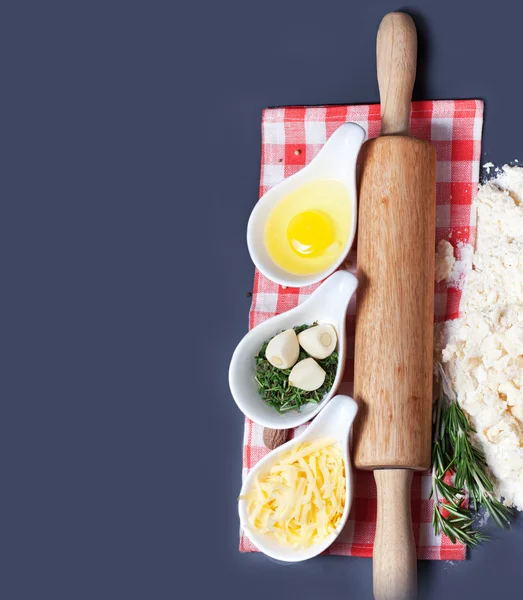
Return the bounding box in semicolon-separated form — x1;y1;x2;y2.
238;394;358;562
229;270;358;429
247;122;365;288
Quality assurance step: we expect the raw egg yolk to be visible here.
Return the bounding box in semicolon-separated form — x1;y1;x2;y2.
287;210;333;258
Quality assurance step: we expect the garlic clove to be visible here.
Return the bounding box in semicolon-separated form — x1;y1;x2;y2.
298;324;337;359
288;358;326;391
265;329;300;369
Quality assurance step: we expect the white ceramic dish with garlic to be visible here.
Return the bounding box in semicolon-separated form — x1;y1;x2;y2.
228;270;358;429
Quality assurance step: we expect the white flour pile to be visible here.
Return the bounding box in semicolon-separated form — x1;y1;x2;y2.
442;165;523;510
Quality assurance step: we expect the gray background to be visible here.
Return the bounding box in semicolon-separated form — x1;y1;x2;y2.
3;0;522;599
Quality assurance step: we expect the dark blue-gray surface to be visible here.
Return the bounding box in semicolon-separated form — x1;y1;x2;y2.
3;1;522;599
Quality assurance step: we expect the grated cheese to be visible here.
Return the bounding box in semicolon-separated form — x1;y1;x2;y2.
240;438;346;548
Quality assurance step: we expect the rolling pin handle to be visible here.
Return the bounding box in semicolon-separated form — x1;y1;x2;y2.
373;470;417;600
377;13;417;136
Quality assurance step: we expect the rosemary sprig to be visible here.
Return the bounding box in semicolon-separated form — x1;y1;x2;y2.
255;324;338;413
431;364;512;546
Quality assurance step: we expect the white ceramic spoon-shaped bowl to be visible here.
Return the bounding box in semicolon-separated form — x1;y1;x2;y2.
239;394;358;562
229;270;358;429
247;122;365;288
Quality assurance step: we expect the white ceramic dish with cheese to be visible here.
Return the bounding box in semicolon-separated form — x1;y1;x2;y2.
239;394;358;562
247;122;365;288
229;270;358;429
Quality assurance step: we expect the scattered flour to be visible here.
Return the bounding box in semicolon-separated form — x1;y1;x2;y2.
473;507;490;529
483;161;495;175
448;242;474;290
435;240;455;283
442;165;523;511
443;560;459;572
434;240;473;288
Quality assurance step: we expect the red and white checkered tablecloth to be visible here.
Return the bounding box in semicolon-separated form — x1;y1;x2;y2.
240;100;483;561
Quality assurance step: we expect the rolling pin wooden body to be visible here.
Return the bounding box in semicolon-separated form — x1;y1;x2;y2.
353;13;436;600
354;135;435;470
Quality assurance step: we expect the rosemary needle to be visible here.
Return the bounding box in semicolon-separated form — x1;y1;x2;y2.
431;364;512;547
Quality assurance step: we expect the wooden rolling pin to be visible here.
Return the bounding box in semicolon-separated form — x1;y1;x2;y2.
353;12;436;600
